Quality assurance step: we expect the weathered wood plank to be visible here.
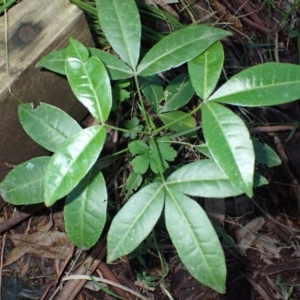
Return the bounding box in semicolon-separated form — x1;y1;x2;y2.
0;0;94;187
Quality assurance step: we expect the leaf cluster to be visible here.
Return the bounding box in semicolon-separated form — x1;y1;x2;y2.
1;0;299;294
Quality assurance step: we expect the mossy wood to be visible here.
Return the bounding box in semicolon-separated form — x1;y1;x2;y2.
0;0;93;191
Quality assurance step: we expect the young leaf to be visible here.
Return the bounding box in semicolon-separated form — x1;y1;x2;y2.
159;111;196;134
167;159;244;198
18;103;81;152
159;75;194;113
123;117;144;139
188;41;224;100
202;102;254;196
96;0;141;70
66;38;112;122
65;166;107;250
137;26;230;77
107;183;165;263
35;49;66;75
209;63;300;106
165;189;226;293
89;48;133;80
44;125;106;207
253;140;281;167
149;137;177;174
139;75;164;113
0;157;50;205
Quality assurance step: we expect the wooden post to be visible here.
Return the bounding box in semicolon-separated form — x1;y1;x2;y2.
0;0;94;189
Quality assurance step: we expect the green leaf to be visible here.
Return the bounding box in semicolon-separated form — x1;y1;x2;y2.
194;144;213;159
139;75;164;113
188;41;224;100
44;125;106;207
107;183;165;262
129;140;149;155
253;140;281;167
159;111;196;134
209;63;300;106
36;47;133;80
137;25;230;77
35;49;66;75
167;159;244;198
131;154;149;174
123;117;144;139
165;189;226;293
112;79;131;106
89;48;133;80
202;102;254;196
65;166;107;250
125;171;143;197
66;38;112;122
96;0;141;70
149;137;177;174
18;103;81;152
159;75;194;113
0;157;50;205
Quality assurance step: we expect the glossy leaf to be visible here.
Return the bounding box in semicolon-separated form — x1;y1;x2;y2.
194;144;213;159
89;48;133;80
159;75;194;113
137;26;230;76
66;38;112;122
96;0;141;70
209;62;300;106
107;183;165;262
139;75;164;113
18;103;81;152
0;157;50;205
165;189;226;293
44;125;106;207
167;159;244;197
188;41;224;100
253;140;281;167
202;102;254;196
65;166;107;250
36;47;133;80
36;49;66;75
159;111;196;134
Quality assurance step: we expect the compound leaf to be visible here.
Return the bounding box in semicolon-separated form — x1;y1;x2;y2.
202;102;254;196
188;41;224;100
65;166;107;250
66;38;112;122
165;189;226;293
137;26;230;76
167;159;244;197
44;125;106;206
18;103;81;152
159;75;194;113
0;157;50;205
96;0;141;70
107;183;165;262
209;63;300;106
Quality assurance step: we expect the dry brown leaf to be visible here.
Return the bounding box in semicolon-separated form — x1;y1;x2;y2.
9;231;71;259
3;246;25;267
235;216;265;253
210;0;243;32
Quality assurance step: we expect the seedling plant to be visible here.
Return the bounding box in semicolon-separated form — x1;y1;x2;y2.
2;0;300;294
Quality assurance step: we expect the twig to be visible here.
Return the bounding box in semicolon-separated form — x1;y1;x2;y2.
250;125;295;133
61;275;150;300
0;204;44;234
0;233;6;300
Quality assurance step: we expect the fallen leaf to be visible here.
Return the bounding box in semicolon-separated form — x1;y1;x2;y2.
9;232;71;259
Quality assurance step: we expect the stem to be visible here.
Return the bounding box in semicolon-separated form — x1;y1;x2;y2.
133;74;152;134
